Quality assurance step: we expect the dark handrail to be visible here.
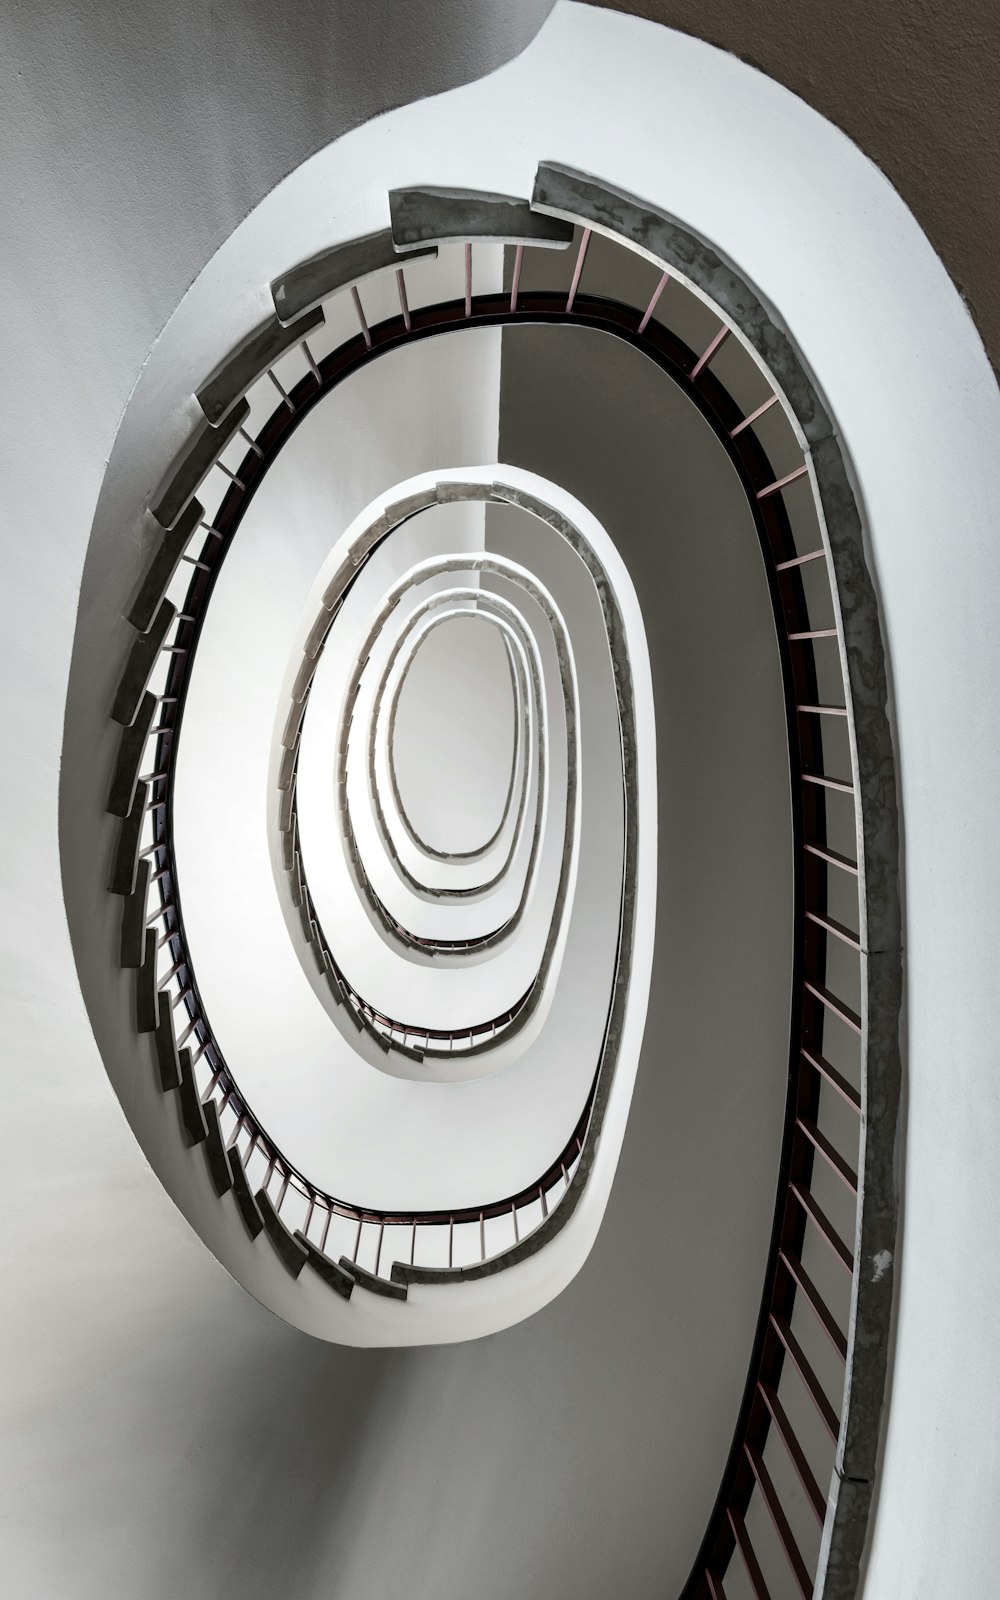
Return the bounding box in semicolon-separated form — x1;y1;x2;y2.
119;284;840;1260
104;222;882;1600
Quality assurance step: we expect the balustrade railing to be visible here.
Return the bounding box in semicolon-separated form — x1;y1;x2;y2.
105;188;898;1599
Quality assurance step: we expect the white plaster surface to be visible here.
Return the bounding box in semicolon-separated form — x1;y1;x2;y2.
2;0;997;1594
369;592;536;896
391;611;515;856
181;458;638;1201
317;538;567;967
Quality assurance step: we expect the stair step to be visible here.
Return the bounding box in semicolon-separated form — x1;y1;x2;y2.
392;1040;425;1063
201;1101;233;1197
112;601;177;728
227;1145;264;1239
136;929;160;1034
340;1258;407;1301
294;1235;355;1299
153;999;181;1092
120;857;152;969
108;692;157;818
177;1048;208;1147
109;780;148;895
256;1190;308;1277
128;496;204;632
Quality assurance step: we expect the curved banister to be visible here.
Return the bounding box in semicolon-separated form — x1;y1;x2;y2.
99;188;898;1599
295;537;583;1059
110;284;831;1238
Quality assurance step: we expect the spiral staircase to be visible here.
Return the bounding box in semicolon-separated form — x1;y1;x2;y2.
10;5;1000;1600
57;150;901;1594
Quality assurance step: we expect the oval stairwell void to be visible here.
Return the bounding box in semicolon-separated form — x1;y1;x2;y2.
391;612;516;859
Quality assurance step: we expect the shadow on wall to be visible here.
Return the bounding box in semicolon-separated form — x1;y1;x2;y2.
8;314;792;1600
185;316;789;1600
2;0;556;363
185;1324;397;1600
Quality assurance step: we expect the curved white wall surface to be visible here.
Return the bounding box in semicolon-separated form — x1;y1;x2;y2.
175;460;645;1213
390;613;516;857
34;2;999;1589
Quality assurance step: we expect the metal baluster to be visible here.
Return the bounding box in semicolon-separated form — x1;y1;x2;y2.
396;268;411;332
510;245;524;313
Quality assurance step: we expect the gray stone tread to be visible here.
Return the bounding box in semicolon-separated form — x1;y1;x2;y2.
111;601;176;728
294;1234;355;1299
107;692;157;817
201;1100;233;1197
149;400;249;530
177;1047;208;1148
154;999;181;1092
127;498;203;632
339;1258;407;1300
227;1146;264;1239
388;186;573;251
271;230;436;323
256;1189;308;1277
109;780;149;896
120;858;152;969
136;929;160;1034
198;307;324;425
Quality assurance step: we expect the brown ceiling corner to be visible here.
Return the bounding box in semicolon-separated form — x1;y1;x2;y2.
586;0;1000;381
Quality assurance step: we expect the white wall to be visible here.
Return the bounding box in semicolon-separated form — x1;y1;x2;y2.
5;0;997;1595
391;612;515;855
173;449;641;1212
0;0;793;1576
